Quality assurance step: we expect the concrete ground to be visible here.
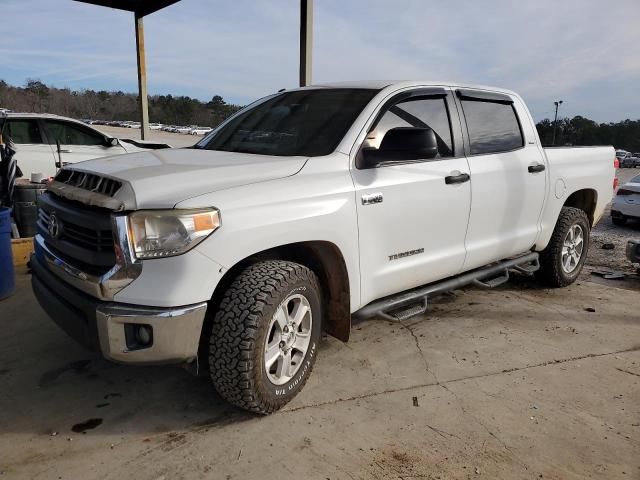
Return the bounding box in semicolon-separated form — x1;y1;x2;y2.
0;171;639;480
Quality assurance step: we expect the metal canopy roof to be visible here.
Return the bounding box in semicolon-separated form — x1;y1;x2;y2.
74;0;180;17
71;0;313;140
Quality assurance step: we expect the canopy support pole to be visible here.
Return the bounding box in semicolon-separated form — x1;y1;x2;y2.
299;0;313;87
135;12;150;140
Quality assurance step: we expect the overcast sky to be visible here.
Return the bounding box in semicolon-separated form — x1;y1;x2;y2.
1;0;638;122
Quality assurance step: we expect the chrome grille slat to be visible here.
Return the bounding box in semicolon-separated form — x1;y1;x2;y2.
37;196;115;259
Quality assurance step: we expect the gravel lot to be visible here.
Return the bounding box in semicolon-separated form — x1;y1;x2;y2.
97;125;201;149
589;168;640;282
0;157;638;480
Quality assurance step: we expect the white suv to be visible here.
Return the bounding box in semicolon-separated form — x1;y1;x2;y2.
0;113;170;179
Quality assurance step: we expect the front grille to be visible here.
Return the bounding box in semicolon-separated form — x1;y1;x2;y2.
38;209;113;253
54;169;122;197
37;192;116;272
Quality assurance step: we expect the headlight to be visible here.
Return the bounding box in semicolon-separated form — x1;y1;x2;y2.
127;208;221;259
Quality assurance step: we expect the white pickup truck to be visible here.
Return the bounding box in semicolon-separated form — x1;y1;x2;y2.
31;81;615;414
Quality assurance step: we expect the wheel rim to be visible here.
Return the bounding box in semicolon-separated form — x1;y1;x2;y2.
264;294;313;385
561;224;584;274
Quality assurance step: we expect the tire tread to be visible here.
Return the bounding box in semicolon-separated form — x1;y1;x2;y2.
537;206;590;288
209;260;320;414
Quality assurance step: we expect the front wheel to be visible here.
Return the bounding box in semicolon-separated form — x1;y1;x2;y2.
209;260;322;414
536;206;590;287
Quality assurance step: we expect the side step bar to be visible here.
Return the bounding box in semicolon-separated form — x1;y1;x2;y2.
353;252;540;321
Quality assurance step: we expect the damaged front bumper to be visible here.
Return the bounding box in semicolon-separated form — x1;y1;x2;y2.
31;238;207;364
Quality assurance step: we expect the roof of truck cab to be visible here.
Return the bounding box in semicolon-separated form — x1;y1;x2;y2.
308;80;518;96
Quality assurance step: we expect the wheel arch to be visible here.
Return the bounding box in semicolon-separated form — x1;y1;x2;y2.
198;241;351;362
563;188;598;226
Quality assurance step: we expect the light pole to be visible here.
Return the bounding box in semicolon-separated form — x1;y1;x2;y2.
552;100;563;146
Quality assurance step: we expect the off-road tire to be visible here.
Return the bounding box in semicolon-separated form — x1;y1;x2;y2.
612;216;627;227
536;206;590;288
209;260;322;414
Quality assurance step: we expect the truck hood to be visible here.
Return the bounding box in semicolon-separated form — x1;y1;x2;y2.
55;148;307;210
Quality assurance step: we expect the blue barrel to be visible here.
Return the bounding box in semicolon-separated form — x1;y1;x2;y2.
0;208;15;300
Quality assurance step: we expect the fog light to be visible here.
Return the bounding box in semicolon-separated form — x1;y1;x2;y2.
136;325;152;346
124;324;153;350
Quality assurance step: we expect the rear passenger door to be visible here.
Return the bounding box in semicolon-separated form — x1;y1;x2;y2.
456;89;547;271
3;118;56;178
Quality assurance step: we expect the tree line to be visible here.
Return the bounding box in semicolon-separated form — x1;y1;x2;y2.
0;79;241;127
0;79;638;150
537;115;639;152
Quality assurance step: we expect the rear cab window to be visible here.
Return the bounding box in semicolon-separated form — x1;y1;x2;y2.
459;90;524;155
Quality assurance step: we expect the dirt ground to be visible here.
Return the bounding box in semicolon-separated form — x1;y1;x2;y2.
0;168;638;480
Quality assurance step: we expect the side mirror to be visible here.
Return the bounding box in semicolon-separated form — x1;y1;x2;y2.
106;137;119;147
361;127;438;168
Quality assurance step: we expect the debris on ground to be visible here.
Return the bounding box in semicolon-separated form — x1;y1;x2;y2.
412;396;419;407
601;243;615;250
591;270;626;280
585;307;596;313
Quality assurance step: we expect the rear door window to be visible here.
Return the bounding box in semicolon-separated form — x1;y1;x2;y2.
44;120;105;146
4;119;45;144
461;99;524;155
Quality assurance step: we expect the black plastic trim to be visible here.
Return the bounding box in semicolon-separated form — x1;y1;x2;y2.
456;88;513;104
31;253;101;351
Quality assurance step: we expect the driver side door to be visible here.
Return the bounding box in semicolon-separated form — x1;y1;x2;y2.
351;88;472;306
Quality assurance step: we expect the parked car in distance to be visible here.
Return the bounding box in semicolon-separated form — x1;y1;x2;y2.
0;112;171;178
149;123;164;130
618;152;640;168
175;126;192;134
190;126;213;135
611;174;640;225
31;81;615;414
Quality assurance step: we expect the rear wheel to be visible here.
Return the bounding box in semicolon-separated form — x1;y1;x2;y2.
209;260;322;414
536;207;590;287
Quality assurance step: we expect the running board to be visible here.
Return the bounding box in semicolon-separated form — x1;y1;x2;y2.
353;252;540;321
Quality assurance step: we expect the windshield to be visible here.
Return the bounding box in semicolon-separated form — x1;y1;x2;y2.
199;88;379;157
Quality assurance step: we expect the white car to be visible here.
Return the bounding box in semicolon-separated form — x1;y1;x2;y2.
149;123;164;130
190;126;212;135
611;174;640;225
175;126;192;134
31;81;615;414
0;113;170;179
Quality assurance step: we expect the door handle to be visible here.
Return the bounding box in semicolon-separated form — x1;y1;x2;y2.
445;172;470;185
59;149;73;153
528;163;545;173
